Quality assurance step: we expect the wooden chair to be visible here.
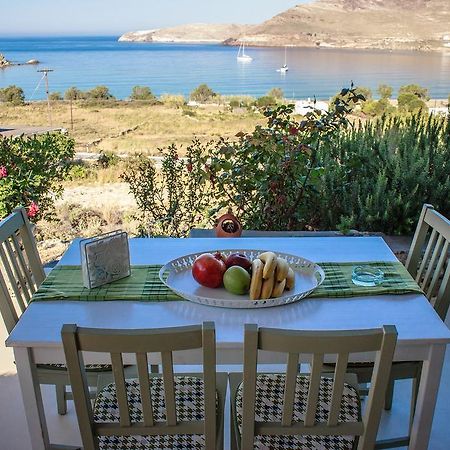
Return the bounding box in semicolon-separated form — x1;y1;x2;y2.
230;324;397;450
61;321;227;450
0;207;133;415
345;203;450;448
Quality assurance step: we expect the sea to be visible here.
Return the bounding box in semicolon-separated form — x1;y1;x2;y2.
1;35;450;101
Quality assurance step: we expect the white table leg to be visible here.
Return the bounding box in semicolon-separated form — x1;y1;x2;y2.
14;347;50;450
409;344;446;450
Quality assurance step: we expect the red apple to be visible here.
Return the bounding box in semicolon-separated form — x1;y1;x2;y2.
224;253;252;271
192;253;226;288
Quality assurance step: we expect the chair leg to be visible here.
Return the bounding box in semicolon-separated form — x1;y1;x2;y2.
55;384;67;415
384;376;395;411
409;367;422;435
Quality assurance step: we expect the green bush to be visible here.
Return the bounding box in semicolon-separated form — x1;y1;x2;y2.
255;96;277;107
0;85;25;105
0;133;75;220
314;114;450;234
377;84;393;99
160;94;186;108
190;84;217;103
398;93;427;113
267;88;284;100
64;87;84;100
49;92;62;101
97;151;120;168
362;98;396;116
85;86;115;100
130;86;157;102
398;84;429;101
227;95;255;108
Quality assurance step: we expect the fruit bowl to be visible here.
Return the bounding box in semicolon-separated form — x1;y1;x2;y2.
159;249;325;309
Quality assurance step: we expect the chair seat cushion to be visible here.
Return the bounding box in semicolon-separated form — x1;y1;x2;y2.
235;373;361;450
37;363;114;372
94;376;208;449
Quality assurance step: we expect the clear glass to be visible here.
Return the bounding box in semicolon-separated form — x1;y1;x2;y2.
351;266;384;287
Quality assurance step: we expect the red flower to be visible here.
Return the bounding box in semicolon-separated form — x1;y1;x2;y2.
27;201;39;218
0;166;7;179
289;126;299;135
187;162;193;172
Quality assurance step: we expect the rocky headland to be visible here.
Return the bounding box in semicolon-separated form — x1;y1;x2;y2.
120;0;450;52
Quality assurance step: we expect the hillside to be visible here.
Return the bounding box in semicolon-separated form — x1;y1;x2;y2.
228;0;450;51
121;0;450;51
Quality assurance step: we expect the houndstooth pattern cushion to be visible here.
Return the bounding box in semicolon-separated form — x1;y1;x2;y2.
235;374;361;450
94;376;207;449
38;363;114;372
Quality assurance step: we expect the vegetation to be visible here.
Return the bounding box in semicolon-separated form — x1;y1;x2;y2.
267;88;284;100
255;96;277;107
0;85;25;105
398;92;427;113
190;84;217;103
398;84;430;101
130;86;158;102
377;84;393;99
85;85;115;100
49;92;63;101
64;86;84;100
0;133;75;220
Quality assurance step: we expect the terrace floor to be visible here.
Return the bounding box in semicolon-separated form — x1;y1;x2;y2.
1;314;449;450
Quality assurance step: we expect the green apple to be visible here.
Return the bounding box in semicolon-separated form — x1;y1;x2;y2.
223;266;250;295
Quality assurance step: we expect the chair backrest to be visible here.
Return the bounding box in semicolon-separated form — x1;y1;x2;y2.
240;325;397;450
406;204;450;320
0;207;45;333
61;322;217;450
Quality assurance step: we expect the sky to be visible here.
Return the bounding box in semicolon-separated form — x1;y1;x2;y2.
0;0;307;36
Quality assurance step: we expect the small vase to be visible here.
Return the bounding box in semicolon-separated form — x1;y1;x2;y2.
215;211;242;238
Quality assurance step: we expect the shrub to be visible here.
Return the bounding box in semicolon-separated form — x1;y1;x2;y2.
227;95;255;108
398;84;430;101
49;92;62;101
378;84;393;99
267;88;284;100
398;93;427;113
0;85;25;105
85;85;115;100
0;133;75;220
362;98;396;116
160;94;186;108
64;87;84;100
255;96;277;107
97;150;120;168
190;84;217;103
130;85;157;102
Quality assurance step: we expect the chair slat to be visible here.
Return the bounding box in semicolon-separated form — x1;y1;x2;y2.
202;322;216;449
304;353;324;427
161;350;177;426
136;352;154;426
0;244;27;312
416;229;437;283
11;233;35;293
4;238;32;303
282;352;299;426
0;271;19;332
422;234;444;290
327;352;349;426
110;352;131;427
426;240;449;300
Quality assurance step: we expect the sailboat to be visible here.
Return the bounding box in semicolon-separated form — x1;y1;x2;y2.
237;42;253;62
277;46;289;73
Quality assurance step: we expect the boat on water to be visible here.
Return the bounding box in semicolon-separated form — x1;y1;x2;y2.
237;42;253;62
277;46;289;73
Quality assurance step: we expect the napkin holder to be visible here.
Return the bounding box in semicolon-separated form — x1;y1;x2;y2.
80;230;131;289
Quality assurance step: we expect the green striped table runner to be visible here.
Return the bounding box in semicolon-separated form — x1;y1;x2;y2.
31;261;422;303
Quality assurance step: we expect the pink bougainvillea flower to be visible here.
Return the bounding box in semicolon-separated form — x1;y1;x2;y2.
27;201;39;218
0;166;7;179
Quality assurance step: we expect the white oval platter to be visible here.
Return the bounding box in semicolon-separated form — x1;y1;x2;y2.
159;249;325;309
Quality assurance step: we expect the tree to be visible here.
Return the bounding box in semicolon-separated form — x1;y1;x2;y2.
190;84;217;103
64;87;84;100
49;92;62;101
85;85;115;100
267;88;284;100
398;93;427;113
0;85;25;105
362;98;395;116
130;85;157;101
398;84;429;101
377;84;393;99
354;86;372;101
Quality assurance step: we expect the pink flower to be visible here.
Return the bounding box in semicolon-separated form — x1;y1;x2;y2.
0;166;7;179
27;201;39;218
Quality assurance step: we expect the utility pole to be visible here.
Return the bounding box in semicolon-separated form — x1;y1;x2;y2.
37;68;54;126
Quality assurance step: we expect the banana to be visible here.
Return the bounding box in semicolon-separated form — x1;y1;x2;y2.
249;258;264;300
271;278;286;298
275;258;289;282
286;267;295;290
258;251;277;280
261;275;275;299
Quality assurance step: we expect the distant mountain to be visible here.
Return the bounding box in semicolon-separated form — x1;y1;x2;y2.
120;0;450;51
119;23;248;43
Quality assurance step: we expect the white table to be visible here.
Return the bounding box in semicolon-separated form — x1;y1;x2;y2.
6;237;450;450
